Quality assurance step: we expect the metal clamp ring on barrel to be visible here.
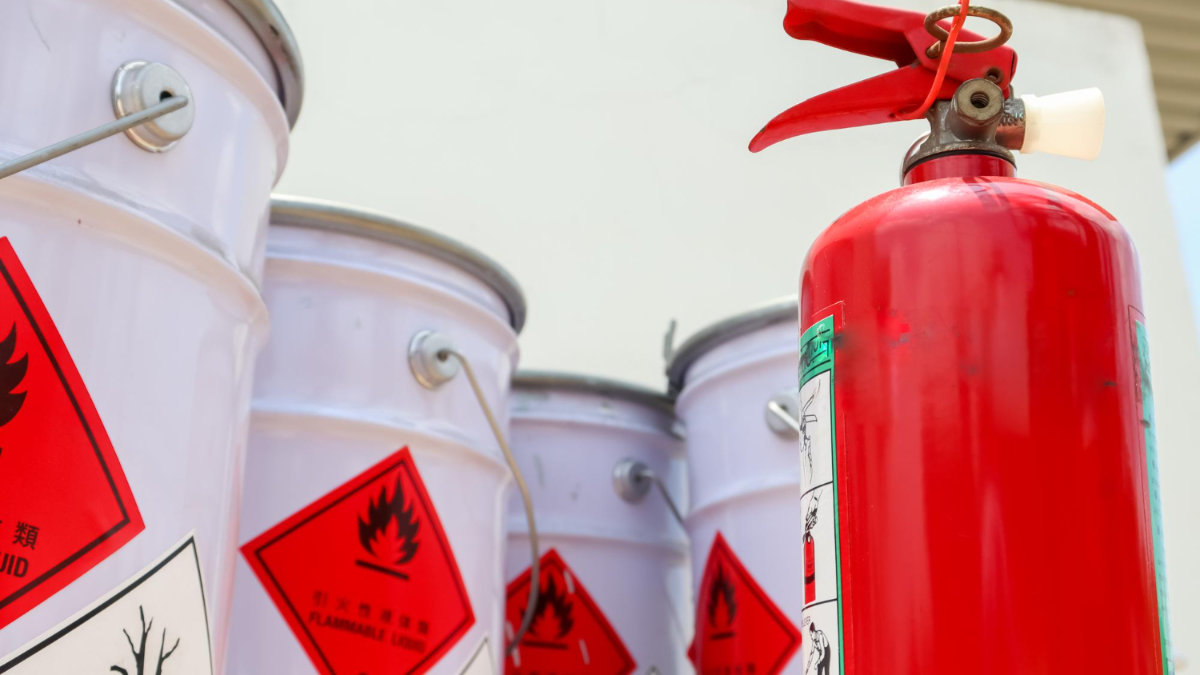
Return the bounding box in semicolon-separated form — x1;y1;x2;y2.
924;5;1012;58
407;330;540;655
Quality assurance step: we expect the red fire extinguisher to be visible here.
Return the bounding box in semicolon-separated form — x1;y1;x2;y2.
754;1;1173;673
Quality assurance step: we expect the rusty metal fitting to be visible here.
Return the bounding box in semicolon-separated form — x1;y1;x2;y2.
924;5;1013;59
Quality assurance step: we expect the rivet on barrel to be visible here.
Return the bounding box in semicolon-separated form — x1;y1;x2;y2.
612;458;654;503
111;61;195;152
407;329;461;389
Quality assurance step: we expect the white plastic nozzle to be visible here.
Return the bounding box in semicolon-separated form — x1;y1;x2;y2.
1019;88;1105;160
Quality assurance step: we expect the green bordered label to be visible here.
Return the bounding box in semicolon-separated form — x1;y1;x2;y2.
1135;320;1174;675
798;315;843;674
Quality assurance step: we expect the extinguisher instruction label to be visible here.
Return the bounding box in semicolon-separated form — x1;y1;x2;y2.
799;315;842;675
1134;319;1173;674
0;238;144;630
0;534;213;674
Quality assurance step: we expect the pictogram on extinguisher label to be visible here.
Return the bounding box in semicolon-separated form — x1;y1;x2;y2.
0;238;144;630
0;535;213;674
241;447;475;675
799;315;843;675
1133;317;1174;675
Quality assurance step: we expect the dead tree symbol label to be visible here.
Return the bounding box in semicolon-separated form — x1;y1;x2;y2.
109;606;180;675
356;474;420;580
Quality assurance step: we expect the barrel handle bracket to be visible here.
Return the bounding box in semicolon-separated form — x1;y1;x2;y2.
766;390;803;437
407;330;539;655
0;61;194;180
612;458;686;528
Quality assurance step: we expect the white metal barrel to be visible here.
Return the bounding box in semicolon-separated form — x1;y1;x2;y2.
666;298;805;675
229;197;526;675
0;0;299;664
504;372;691;675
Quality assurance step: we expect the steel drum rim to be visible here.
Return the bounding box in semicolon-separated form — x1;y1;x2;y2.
514;369;675;414
269;195;528;333
665;296;797;396
223;0;305;128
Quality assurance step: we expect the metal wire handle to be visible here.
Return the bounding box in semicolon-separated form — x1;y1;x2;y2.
437;347;540;656
644;465;686;528
0;95;189;180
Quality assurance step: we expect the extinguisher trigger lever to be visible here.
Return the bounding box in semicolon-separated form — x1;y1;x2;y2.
749;0;1017;152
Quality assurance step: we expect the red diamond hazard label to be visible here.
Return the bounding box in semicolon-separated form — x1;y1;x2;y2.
242;447;474;675
689;532;801;675
504;549;635;675
0;238;143;630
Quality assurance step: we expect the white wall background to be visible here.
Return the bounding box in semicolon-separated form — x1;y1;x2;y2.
273;0;1199;661
1170;143;1200;340
1168;138;1199;672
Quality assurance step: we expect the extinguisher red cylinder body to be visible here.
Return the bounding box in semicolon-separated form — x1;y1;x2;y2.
801;154;1165;672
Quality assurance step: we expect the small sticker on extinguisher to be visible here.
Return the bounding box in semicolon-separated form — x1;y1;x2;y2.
799;315;842;674
1134;318;1174;675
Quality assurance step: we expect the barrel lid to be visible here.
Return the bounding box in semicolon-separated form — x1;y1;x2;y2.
270;196;527;333
514;370;674;414
665;297;797;395
224;0;304;127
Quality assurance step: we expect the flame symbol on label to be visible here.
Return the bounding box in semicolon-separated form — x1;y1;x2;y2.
357;474;420;566
0;324;28;427
708;565;737;628
529;573;575;640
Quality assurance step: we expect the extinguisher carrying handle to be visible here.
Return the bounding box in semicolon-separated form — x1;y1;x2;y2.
749;0;1017;152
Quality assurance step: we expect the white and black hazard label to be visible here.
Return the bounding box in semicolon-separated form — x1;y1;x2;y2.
0;535;213;674
460;637;495;675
